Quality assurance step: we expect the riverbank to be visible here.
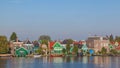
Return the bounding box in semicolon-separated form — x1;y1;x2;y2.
0;54;12;57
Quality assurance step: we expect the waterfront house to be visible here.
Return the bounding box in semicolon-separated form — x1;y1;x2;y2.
33;41;40;54
10;38;24;56
86;36;109;53
23;39;34;54
50;42;63;56
15;47;28;57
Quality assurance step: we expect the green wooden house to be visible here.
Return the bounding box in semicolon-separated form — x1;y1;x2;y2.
23;40;34;54
15;47;28;57
51;42;63;55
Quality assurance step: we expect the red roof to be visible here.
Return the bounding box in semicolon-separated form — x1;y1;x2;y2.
49;42;55;49
116;45;120;50
118;42;120;45
110;41;115;45
73;42;79;45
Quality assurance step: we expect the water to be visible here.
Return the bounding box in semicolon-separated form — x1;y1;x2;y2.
0;56;120;68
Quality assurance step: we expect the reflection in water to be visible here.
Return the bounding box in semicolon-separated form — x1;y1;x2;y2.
0;56;120;68
0;58;8;68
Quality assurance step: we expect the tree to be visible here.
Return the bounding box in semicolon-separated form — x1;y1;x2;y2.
62;48;66;54
39;35;51;41
37;47;43;55
38;35;51;45
66;44;71;54
63;39;73;44
0;36;9;54
72;45;78;54
109;34;114;42
40;40;49;46
115;36;120;42
101;47;107;55
110;49;118;55
10;32;17;41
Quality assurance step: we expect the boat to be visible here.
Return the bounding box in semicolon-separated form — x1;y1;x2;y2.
33;55;41;58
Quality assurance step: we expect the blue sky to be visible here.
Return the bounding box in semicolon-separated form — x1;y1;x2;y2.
0;0;120;41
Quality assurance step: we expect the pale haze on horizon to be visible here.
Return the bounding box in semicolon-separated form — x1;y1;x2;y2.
0;0;120;41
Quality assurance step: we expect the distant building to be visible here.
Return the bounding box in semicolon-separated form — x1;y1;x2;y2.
10;38;24;55
23;39;34;54
49;42;63;56
86;36;109;53
32;41;40;54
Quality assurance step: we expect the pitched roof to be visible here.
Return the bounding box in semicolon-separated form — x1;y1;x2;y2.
49;42;55;49
33;41;39;47
24;40;32;44
53;42;62;48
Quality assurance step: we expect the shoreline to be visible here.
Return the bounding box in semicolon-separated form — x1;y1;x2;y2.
1;54;120;58
0;54;12;57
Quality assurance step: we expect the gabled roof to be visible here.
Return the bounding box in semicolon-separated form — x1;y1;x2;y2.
24;40;32;44
53;42;62;48
16;47;28;51
33;41;39;47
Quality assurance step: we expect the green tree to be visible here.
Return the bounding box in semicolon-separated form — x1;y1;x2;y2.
110;49;118;55
101;47;107;55
41;40;49;46
39;35;51;41
39;35;51;46
37;47;43;55
0;36;9;54
72;45;78;54
109;34;114;42
63;39;73;44
10;32;17;41
66;44;71;54
62;48;66;54
115;36;120;42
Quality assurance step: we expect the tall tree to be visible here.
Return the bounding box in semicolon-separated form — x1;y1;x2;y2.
66;44;71;54
72;45;78;54
63;39;73;44
101;47;107;55
10;32;17;41
39;35;51;41
115;36;120;42
38;35;51;46
109;34;114;42
63;39;73;55
0;36;8;54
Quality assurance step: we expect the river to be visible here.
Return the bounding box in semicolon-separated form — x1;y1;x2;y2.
0;56;120;68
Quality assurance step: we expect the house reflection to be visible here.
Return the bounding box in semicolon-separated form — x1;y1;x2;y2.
94;57;110;64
